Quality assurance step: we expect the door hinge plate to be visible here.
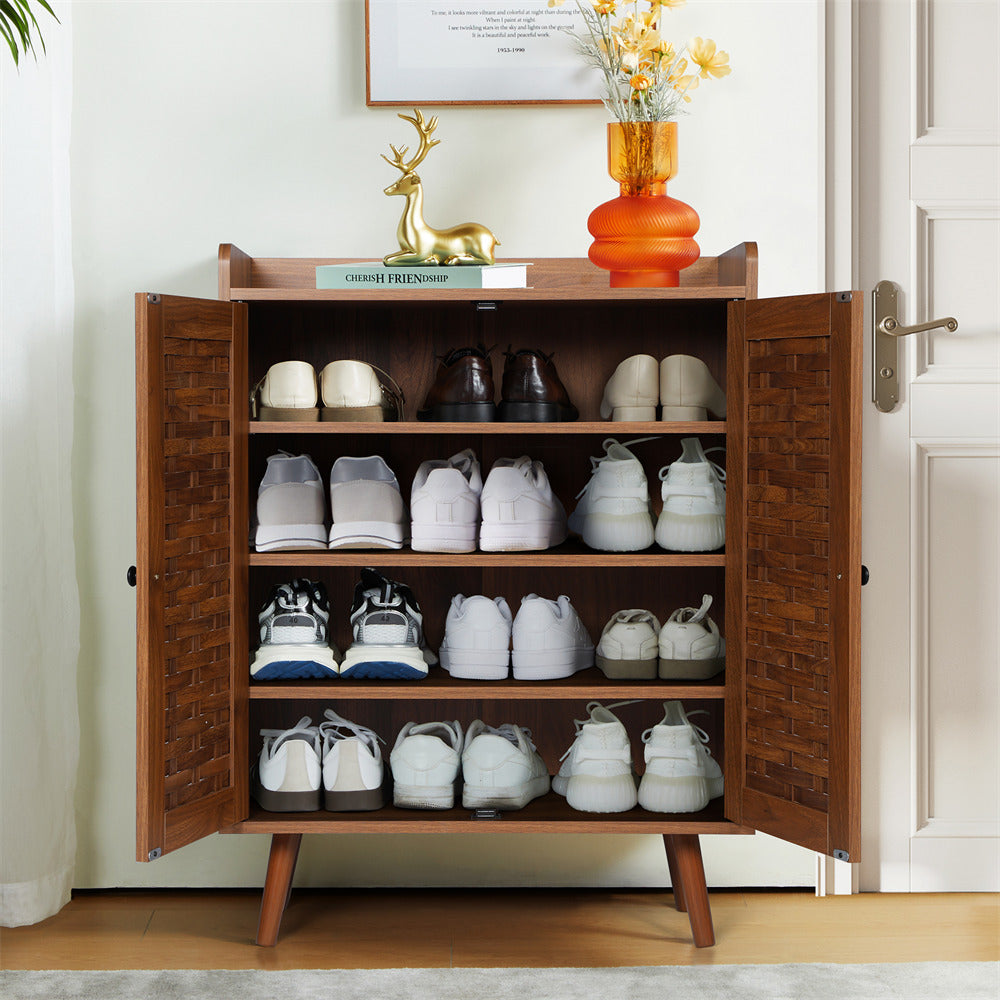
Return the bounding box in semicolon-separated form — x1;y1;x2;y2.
833;849;850;862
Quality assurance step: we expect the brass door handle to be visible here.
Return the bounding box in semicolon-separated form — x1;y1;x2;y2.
872;280;959;412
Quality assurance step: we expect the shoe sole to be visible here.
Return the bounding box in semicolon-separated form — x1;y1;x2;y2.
654;512;725;552
479;521;567;552
251;776;321;812
258;405;320;421
255;523;328;552
595;653;658;680
497;400;578;422
393;778;461;810
251;643;340;680
462;775;550;810
565;773;638;813
578;512;655;552
321;405;396;422
657;655;725;680
340;645;428;680
417;402;497;422
439;647;511;680
328;521;406;549
410;521;478;553
512;646;593;680
637;773;709;813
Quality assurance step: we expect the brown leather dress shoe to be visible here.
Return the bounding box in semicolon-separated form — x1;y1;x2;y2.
498;348;579;422
417;345;497;421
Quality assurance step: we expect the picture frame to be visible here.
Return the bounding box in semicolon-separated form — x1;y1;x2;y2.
365;0;602;106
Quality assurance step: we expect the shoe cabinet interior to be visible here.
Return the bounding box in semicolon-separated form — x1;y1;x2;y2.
135;243;863;949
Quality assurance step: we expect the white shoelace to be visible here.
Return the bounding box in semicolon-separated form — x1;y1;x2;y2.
260;716;318;754
319;708;384;753
669;594;714;625
658;446;727;484
558;700;642;762
574;437;661;500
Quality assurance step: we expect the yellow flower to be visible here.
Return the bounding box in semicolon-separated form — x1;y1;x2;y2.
630;73;652;91
615;14;659;70
593;1;616;13
688;36;731;79
672;74;699;101
652;38;675;61
548;0;566;6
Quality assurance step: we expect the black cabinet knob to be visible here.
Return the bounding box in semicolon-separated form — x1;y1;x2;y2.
861;565;869;586
127;566;137;587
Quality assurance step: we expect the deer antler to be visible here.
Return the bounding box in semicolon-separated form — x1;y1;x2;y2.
380;108;441;175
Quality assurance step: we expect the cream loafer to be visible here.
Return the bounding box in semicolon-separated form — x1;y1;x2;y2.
659;355;726;420
600;353;659;421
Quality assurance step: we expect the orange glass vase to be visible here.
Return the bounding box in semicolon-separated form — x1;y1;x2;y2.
588;122;700;288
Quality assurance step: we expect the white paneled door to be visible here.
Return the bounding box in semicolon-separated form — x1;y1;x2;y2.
857;0;1000;891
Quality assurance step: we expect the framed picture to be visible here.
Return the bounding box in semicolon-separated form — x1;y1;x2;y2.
365;0;602;106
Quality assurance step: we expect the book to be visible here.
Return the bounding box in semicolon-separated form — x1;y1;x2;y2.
316;262;530;290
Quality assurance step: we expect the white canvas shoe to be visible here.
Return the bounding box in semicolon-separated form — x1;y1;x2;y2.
655;437;726;552
552;702;637;813
659;354;727;421
320;360;403;422
595;609;662;679
410;448;483;553
568;438;655;552
390;720;464;809
511;594;594;680
319;709;387;811
251;717;322;812
439;594;513;680
638;702;723;813
479;456;568;552
255;361;319;421
254;452;328;552
600;354;659;421
462;720;550;810
658;594;726;679
328;455;408;549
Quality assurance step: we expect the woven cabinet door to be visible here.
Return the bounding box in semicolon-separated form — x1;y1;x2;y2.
724;292;863;861
135;293;249;861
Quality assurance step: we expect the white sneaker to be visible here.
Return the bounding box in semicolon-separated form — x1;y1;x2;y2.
439;594;513;680
251;579;340;680
638;702;723;813
511;594;594;680
390;720;464;809
658;594;726;679
320;360;403;422
659;354;727;421
568;438;655;551
254;452;327;552
251;717;322;812
254;361;319;421
319;709;387;811
410;448;482;553
479;456;568;552
328;455;408;549
462;720;550;810
595;609;662;679
552;702;637;813
601;354;659;421
655;437;726;552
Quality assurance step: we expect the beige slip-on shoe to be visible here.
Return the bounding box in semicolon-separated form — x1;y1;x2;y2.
320;360;403;421
659;354;726;420
255;360;319;420
600;353;659;421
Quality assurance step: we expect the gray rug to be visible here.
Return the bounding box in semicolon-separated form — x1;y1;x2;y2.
1;964;997;1000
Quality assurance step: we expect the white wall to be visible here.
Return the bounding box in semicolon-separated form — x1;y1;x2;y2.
70;0;825;888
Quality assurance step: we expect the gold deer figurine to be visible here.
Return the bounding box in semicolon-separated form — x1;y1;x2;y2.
382;109;500;266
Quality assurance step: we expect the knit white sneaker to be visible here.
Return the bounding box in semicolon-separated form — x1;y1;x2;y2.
439;594;513;680
319;709;387;811
568;438;655;552
659;354;727;421
511;594;594;680
328;455;408;549
638;702;723;813
462;720;550;810
595;609;662;679
390;720;464;809
254;361;319;421
320;360;403;422
655;437;726;552
552;702;637;813
479;456;568;552
410;448;482;553
658;594;726;679
251;717;322;812
601;354;659;421
254;452;328;552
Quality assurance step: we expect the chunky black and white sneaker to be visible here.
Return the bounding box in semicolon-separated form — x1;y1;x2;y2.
339;568;433;680
250;579;341;680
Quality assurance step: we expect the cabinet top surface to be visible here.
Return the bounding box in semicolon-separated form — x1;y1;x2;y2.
218;244;758;303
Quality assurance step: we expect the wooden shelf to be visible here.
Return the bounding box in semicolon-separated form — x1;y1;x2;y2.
249;420;726;436
224;793;751;835
248;667;726;701
249;542;726;568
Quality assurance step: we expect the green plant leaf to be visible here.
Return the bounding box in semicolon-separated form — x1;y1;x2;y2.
0;17;21;65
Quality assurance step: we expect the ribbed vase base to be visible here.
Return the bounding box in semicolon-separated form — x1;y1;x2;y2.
609;269;680;288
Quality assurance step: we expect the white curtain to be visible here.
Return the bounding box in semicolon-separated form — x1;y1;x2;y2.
0;2;80;926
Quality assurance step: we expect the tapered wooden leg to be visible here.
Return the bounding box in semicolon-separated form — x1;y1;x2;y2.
256;833;302;947
662;834;687;912
669;834;715;947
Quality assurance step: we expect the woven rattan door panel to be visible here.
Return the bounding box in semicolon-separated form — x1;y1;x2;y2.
136;293;249;861
724;292;862;860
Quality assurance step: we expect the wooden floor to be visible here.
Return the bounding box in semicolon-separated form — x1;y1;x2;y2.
2;889;998;969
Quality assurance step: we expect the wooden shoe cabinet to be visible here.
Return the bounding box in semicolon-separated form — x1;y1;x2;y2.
134;243;863;948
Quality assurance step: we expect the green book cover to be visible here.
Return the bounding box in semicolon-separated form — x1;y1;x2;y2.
316;262;529;290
